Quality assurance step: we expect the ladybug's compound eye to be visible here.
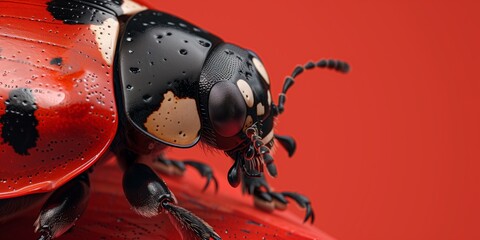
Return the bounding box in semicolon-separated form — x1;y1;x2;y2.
209;82;247;137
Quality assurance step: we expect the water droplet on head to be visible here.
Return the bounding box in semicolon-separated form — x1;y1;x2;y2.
198;40;211;48
179;49;188;55
143;94;152;102
129;67;140;74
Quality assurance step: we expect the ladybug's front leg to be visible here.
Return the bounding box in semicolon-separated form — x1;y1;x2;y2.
242;173;315;223
123;162;221;240
151;154;218;192
35;174;90;240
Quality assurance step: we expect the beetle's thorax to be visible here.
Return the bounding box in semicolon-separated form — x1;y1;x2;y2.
115;10;222;149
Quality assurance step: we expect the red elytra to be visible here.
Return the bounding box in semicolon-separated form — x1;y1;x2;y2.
0;0;118;198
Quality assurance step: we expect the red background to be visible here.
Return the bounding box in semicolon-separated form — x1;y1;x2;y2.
143;1;479;240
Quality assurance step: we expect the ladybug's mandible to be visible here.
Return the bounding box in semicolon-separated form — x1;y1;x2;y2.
0;0;349;239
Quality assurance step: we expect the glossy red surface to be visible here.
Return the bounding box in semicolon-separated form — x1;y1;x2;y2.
0;162;332;239
0;0;118;198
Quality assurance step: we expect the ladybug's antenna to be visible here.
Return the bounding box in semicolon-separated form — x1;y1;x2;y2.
273;59;350;115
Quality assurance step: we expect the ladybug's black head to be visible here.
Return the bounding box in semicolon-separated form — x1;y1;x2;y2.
199;43;350;186
199;43;276;180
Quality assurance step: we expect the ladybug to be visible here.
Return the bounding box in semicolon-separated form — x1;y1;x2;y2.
0;0;349;239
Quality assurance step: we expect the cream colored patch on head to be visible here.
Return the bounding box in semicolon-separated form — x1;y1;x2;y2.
121;0;148;15
257;102;265;116
253;57;269;84
90;18;119;65
267;90;272;105
243;115;253;132
236;79;254;107
144;91;201;146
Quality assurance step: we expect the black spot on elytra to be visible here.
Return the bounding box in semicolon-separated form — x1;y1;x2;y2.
47;0;124;25
0;88;39;155
50;57;63;66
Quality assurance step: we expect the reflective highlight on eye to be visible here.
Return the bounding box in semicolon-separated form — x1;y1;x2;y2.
209;82;247;137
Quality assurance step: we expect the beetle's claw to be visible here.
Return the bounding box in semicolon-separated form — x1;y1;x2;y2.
184;160;219;193
242;174;315;223
242;173;271;195
201;174;218;192
153;157;219;193
270;191;288;205
37;228;52;240
282;192;315;223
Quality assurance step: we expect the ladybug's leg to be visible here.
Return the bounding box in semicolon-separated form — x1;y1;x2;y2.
123;163;221;240
35;173;90;240
152;154;218;192
243;173;315;223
